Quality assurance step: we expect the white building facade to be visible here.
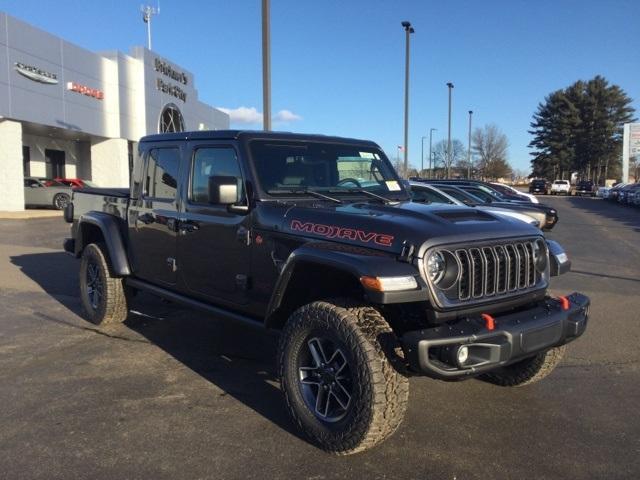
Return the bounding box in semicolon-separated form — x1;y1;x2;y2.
0;12;229;211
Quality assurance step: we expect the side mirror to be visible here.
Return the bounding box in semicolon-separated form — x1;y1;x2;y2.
208;175;239;205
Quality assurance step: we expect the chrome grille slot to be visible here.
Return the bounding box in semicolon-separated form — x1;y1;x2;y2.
451;239;540;303
469;248;484;298
482;247;497;296
456;249;471;300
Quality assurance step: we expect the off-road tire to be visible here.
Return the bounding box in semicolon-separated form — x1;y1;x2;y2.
279;299;409;455
79;242;128;325
479;345;566;387
53;193;70;210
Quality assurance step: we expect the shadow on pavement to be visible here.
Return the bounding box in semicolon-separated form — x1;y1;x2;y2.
562;196;640;233
9;251;302;443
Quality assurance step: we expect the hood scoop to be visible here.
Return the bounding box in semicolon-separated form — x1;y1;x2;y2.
434;209;496;223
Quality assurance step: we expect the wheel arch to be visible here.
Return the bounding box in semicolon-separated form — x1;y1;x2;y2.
264;244;424;329
76;212;131;276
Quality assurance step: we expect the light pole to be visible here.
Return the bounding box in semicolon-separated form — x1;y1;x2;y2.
467;110;473;178
421;135;427;176
446;82;454;178
402;21;415;174
429;128;437;178
262;0;272;131
141;4;160;50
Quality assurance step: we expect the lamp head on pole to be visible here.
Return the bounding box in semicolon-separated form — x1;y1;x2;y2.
469;110;473;115
447;82;454;89
401;21;414;33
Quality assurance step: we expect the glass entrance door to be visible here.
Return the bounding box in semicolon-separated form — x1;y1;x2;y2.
45;149;65;178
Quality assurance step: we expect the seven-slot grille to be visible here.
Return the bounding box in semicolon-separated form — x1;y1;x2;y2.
454;240;538;301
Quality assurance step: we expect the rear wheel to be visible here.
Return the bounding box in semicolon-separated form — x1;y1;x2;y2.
279;300;409;455
79;242;128;324
479;346;566;387
53;193;70;210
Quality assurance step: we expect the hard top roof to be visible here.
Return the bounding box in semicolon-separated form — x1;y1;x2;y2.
140;130;379;147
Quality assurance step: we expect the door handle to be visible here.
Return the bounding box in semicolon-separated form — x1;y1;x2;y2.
236;226;250;245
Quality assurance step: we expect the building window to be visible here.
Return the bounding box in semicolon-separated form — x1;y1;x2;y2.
23;146;30;176
159;104;185;133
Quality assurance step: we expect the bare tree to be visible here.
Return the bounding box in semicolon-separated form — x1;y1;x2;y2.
472;124;512;180
432;139;467;177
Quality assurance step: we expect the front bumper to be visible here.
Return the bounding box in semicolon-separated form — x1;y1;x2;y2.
402;292;589;380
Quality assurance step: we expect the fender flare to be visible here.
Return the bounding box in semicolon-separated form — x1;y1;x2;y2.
76;212;131;276
265;243;425;325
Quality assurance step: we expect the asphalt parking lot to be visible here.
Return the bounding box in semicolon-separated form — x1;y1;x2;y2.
1;196;639;480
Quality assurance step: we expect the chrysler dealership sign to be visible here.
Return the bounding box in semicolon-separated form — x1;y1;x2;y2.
14;62;58;84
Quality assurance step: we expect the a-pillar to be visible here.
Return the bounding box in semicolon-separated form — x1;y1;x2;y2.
0;120;25;211
90;138;130;187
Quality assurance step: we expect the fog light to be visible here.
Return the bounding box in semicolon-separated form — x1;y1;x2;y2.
456;345;469;366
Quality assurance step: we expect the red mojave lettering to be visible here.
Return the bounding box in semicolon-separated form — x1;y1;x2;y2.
290;220;394;247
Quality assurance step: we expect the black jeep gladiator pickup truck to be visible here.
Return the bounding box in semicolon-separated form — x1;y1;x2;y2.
64;130;590;454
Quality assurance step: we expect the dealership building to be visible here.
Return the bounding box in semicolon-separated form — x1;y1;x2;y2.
0;12;229;211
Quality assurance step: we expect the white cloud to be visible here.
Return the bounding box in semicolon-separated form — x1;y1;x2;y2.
217;106;263;124
273;109;302;123
217;106;303;126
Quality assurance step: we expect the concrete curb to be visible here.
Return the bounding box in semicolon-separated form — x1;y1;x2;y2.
0;210;63;219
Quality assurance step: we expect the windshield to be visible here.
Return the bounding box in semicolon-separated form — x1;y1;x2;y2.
250;140;406;198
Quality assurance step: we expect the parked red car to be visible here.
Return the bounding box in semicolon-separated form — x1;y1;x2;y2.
54;178;98;189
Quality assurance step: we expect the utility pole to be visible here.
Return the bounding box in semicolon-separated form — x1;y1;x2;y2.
141;4;160;50
420;136;427;176
446;82;454;178
429;128;436;178
262;0;272;131
467;110;473;178
402;21;414;174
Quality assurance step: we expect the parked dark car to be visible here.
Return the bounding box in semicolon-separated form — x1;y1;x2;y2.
618;183;640;205
607;183;628;202
64;130;587;454
574;180;595;197
529;179;550;195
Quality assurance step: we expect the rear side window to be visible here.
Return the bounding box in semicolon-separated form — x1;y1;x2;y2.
144;148;180;200
190;147;244;204
412;187;453;204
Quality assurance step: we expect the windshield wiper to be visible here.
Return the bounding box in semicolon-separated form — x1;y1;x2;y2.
328;188;396;204
267;188;342;204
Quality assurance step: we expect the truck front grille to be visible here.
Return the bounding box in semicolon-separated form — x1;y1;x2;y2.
454;240;537;301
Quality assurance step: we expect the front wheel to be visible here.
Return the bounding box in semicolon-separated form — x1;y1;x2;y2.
479;346;566;387
278;300;409;455
53;193;70;210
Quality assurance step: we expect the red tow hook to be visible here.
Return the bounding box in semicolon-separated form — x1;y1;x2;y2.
481;313;496;331
558;295;570;311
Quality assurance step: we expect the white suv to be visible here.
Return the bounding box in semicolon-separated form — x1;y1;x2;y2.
551;180;571;195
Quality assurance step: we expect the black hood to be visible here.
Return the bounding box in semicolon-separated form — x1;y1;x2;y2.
255;200;542;255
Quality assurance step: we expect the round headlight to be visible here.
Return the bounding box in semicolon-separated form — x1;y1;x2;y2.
532;239;548;273
426;251;446;284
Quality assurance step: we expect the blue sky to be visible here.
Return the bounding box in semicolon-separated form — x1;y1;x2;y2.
2;0;639;172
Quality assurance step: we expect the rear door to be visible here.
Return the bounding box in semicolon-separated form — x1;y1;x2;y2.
127;144;182;286
176;142;251;305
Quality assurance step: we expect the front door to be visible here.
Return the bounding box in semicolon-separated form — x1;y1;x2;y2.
177;143;251;305
45;149;65;178
127;145;181;286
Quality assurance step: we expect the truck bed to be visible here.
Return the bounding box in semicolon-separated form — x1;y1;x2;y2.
71;188;130;223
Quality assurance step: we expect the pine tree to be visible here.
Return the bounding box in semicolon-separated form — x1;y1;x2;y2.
529;76;635;183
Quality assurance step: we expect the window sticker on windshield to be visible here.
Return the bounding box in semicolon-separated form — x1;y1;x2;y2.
386;180;401;191
359;151;374;159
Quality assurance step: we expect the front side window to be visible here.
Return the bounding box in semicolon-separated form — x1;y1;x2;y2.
144;148;180;200
190;147;244;204
249;140;405;197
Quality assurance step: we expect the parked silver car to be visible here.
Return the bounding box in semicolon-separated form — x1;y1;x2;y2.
24;177;73;210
